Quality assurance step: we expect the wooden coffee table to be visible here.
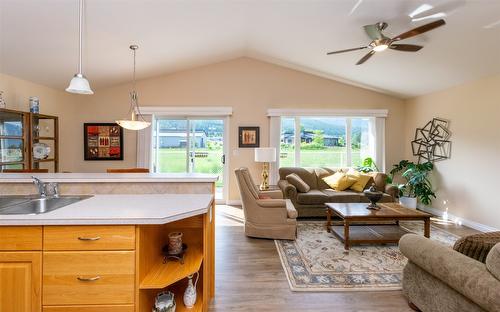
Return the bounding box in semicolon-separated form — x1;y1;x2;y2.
325;202;432;250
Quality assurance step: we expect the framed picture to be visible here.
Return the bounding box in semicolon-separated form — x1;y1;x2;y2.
84;123;123;160
238;126;260;148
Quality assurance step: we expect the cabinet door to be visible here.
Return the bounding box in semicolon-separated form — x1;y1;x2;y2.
0;252;42;312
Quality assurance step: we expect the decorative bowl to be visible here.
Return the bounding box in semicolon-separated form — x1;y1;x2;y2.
364;183;383;210
152;291;176;312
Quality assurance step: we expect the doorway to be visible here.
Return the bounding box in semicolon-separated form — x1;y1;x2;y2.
152;118;227;201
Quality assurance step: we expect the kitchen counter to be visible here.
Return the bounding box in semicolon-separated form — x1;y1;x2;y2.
0;194;213;225
0;172;219;183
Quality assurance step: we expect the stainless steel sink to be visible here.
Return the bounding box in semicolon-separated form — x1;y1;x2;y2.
0;195;93;215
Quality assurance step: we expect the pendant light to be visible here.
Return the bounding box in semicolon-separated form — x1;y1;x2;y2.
116;45;151;131
66;0;93;94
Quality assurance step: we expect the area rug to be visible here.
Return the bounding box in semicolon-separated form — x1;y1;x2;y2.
275;221;458;292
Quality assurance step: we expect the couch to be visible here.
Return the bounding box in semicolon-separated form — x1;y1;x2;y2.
400;234;500;312
234;167;297;240
277;167;398;217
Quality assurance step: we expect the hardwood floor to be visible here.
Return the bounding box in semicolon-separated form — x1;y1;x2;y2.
209;205;477;312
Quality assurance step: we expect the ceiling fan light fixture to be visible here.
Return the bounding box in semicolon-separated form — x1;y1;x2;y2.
373;44;388;52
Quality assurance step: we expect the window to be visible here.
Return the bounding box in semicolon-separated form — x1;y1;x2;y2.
279;117;376;168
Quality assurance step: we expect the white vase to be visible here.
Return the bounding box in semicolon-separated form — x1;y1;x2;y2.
183;272;199;308
399;196;417;209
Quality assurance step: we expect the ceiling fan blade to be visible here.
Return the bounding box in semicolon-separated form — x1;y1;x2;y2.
356;50;375;65
389;44;423;52
392;19;446;41
363;24;384;40
327;46;367;55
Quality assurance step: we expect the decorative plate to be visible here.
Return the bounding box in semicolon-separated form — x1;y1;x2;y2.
33;143;50;160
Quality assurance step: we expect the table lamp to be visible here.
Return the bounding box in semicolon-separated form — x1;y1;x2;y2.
254;147;276;190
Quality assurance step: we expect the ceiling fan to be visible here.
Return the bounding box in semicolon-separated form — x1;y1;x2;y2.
327;19;446;65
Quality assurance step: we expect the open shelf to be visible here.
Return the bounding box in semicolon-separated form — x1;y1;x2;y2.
140;244;203;290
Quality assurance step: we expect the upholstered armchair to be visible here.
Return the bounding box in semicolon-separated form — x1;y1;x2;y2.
234;167;297;240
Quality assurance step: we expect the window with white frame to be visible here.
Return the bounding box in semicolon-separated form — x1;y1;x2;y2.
279;116;376;168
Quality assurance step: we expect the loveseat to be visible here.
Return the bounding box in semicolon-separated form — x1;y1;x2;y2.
400;234;500;312
277;167;398;217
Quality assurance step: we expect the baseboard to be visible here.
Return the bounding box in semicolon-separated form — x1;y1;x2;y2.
225;199;242;206
418;205;499;232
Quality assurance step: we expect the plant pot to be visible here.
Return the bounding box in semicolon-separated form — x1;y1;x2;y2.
399;196;417;209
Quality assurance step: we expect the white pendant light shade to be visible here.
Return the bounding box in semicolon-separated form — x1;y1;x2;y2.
66;0;93;95
66;73;94;94
116;119;151;131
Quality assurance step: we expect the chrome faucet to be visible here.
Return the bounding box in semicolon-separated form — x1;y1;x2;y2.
32;176;59;198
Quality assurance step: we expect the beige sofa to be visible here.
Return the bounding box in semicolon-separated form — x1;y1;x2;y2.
234;167;297;240
278;167;398;217
400;234;500;312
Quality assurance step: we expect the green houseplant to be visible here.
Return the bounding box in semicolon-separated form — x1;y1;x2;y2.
389;160;436;208
356;157;380;173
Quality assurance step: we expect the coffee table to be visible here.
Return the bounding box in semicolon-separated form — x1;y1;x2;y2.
325;202;432;250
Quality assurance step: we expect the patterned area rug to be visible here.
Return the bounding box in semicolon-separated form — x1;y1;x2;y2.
275;221;458;292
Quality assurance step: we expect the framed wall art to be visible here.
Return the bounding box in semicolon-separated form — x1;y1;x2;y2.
238;126;260;148
84;123;124;160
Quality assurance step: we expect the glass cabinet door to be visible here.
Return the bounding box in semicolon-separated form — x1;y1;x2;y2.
0;110;28;170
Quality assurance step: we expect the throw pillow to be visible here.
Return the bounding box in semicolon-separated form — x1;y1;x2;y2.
347;168;372;192
286;173;311;193
322;172;356;191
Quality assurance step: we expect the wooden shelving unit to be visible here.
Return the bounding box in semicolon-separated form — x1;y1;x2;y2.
140;244;203;289
136;207;214;312
0;108;59;172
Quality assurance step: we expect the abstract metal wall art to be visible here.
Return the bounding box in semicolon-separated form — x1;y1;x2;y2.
411;117;452;163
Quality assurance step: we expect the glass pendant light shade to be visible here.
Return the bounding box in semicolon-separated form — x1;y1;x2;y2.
116;119;151;131
117;45;151;131
66;73;94;94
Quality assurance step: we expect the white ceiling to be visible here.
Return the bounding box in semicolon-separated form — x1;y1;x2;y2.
1;0;500;98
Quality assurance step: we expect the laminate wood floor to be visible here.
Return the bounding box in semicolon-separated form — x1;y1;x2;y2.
209;205;478;312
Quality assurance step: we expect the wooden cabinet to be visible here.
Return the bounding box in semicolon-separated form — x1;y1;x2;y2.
0;252;42;312
0;206;215;312
0;108;59;172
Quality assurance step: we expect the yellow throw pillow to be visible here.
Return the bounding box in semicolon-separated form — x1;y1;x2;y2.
323;172;357;191
347;168;372;192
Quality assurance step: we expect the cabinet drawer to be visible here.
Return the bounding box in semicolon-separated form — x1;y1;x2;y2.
44;226;135;250
0;226;42;250
43;251;135;305
43;305;134;312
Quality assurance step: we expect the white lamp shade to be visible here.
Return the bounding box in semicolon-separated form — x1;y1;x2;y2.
66;74;94;95
254;147;276;162
116;119;151;131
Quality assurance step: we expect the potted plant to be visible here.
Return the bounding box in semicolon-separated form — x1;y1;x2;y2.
356;157;380;173
389;160;436;209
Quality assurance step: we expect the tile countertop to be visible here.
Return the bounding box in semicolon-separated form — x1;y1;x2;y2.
0;172;219;183
0;194;214;226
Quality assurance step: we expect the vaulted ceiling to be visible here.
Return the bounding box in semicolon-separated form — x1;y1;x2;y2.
1;0;499;98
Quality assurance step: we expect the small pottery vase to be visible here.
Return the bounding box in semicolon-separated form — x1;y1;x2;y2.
183;272;199;309
152;291;176;312
168;232;183;255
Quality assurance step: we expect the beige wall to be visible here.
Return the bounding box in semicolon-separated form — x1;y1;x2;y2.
0;73;82;171
72;58;406;200
404;73;500;230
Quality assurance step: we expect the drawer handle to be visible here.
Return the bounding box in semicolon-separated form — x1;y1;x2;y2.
77;276;101;282
77;236;101;241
